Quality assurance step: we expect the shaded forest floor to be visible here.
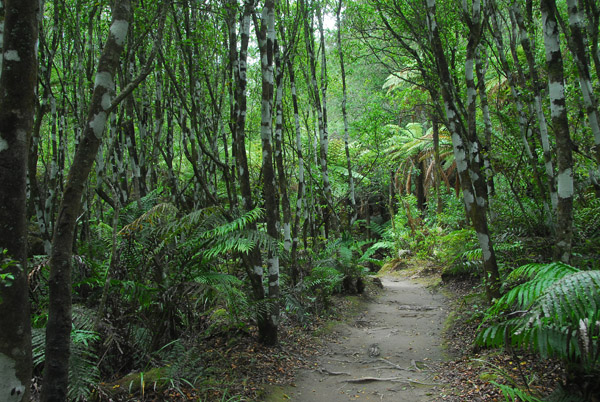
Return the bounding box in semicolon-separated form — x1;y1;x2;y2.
92;261;565;401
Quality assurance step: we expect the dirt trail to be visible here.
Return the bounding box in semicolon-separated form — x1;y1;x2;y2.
268;276;448;401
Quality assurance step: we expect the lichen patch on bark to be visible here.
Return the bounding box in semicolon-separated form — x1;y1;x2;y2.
0;353;25;401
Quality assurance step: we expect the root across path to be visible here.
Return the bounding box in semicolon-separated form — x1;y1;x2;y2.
267;276;448;401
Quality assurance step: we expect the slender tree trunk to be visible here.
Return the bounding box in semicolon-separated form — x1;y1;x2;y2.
541;0;574;263
463;1;489;214
426;0;501;301
231;0;272;342
512;2;557;211
274;39;292;254
288;56;305;285
226;0;239;209
256;0;279;345
490;0;551;219
432;116;443;213
475;47;495;198
582;0;600;81
0;1;39;400
561;0;600;172
316;3;337;235
42;1;131;399
303;0;334;237
336;0;357;230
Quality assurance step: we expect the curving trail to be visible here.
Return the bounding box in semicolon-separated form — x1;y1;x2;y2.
269;276;448;401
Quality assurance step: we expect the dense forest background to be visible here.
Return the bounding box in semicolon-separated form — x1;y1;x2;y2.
0;0;599;400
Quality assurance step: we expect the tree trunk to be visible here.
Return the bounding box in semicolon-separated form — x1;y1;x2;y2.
256;0;279;345
303;0;335;237
490;0;551;219
582;0;600;81
475;47;495;198
274;39;292;254
512;2;557;211
541;0;574;263
316;3;337;235
288;56;305;285
42;1;131;399
231;0;272;343
432;116;443;213
561;0;600;173
336;0;357;230
426;0;501;301
0;1;38;400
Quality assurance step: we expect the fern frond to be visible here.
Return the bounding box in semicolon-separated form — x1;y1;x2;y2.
490;381;542;402
462;248;482;262
119;202;178;236
193;272;242;287
119;189;162;227
479;264;600;374
32;305;101;401
367;221;389;238
486;263;580;317
200;207;263;240
506;262;578;283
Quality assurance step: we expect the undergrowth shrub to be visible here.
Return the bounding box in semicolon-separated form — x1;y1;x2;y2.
32;305;100;401
573;197;600;269
477;262;600;400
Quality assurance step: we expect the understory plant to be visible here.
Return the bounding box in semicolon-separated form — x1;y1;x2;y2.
477;262;600;400
288;232;386;319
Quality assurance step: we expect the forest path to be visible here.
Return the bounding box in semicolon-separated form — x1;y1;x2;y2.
267;276;449;401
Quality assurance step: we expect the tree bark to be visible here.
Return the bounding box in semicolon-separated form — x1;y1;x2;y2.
512;1;557;211
541;0;574;263
561;0;600;173
274;39;292;254
230;0;274;343
288;55;305;285
303;0;336;237
256;0;279;345
336;0;357;230
490;0;551;219
426;0;501;301
475;47;495;198
42;1;131;399
0;0;39;400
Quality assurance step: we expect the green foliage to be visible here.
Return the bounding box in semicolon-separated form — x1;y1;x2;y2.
490;381;542;402
33;305;101;401
478;262;600;393
574;197;600;268
316;236;371;280
295;265;345;316
82;202;260;377
485;263;579;317
0;249;18;303
433;189;467;230
118;189;164;229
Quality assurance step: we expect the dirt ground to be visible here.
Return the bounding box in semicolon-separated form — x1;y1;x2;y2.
266;276;449;401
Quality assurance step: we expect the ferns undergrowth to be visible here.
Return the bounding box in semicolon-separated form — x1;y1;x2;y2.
477;262;600;400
